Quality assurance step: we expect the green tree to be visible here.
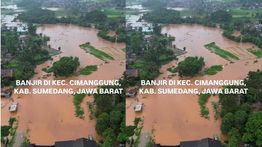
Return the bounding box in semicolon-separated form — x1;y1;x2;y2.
177;56;205;77
102;128;116;147
228;128;241;147
244;70;262;103
94;93;113;116
234;110;248;132
221;112;234;134
28;23;36;35
110;110;122;131
52;56;80;77
96;113;110;135
209;10;232;23
242;112;262;146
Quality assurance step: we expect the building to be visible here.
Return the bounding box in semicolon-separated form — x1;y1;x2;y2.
155;138;222;147
1;88;12;98
125;69;139;78
9;102;18;112
126;87;138;98
30;138;97;147
55;138;97;147
1;69;14;78
134;102;143;112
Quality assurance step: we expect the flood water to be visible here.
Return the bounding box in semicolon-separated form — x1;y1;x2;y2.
1;24;125;145
126;24;262;145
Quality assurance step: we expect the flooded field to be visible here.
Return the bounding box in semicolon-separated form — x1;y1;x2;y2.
1;24;125;145
126;24;262;145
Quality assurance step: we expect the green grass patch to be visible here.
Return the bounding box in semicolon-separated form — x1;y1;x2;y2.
205;65;223;75
212;101;220;120
80;42;114;61
104;8;125;18
87;102;95;120
129;59;146;69
229;8;262;18
42;67;53;73
73;94;86;118
247;48;262;58
198;94;211;119
80;65;97;75
205;42;239;61
167;66;177;73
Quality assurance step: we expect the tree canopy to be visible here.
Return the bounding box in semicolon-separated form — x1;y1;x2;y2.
177;56;205;77
52;56;80;77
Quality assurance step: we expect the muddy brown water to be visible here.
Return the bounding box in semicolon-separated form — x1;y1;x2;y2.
126;24;262;145
1;24;125;145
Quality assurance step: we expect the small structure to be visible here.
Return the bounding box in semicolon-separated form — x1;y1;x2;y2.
1;69;14;78
30;137;97;147
134;102;143;112
55;138;97;147
9;102;18;112
1;88;12;98
155;137;222;147
126;87;138;98
125;69;139;78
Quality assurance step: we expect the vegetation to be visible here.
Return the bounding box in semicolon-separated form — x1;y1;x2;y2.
219;70;262;146
167;66;177;73
177;56;205;77
1;126;11;140
52;56;80;77
87;102;95;119
80;65;97;75
205;65;223;75
97;29;125;43
42;67;53;73
21;138;30;147
143;8;182;24
198;94;211;118
212;102;220;120
205;42;239;61
1;117;17;145
1;24;50;86
18;8;57;24
209;10;232;23
92;86;126;146
247;48;262;58
146;136;155;147
80;42;114;61
73;94;86;118
242;112;262;146
127;28;176;80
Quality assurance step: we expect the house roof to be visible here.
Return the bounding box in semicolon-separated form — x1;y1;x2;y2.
180;138;222;147
154;138;222;147
55;138;97;147
126;69;139;78
1;69;14;78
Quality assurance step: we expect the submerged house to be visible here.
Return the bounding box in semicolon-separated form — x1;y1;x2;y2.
134;102;143;112
125;69;139;78
155;138;222;147
1;88;12;98
30;138;97;147
1;69;14;78
126;87;138;98
9;102;18;112
55;138;97;147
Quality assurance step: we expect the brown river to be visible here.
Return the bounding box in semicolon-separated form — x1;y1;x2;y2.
126;24;262;145
1;24;125;145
